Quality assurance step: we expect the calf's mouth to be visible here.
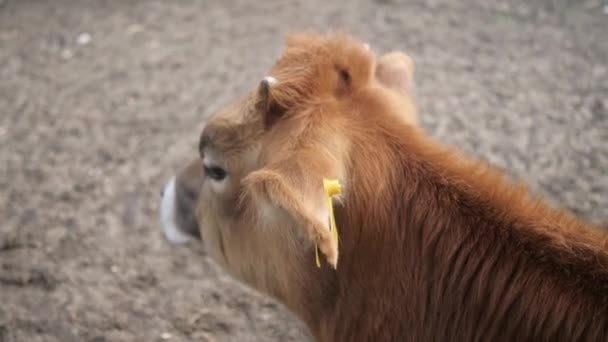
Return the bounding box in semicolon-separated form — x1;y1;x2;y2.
160;160;203;243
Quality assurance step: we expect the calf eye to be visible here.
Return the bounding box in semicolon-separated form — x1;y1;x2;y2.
204;164;227;181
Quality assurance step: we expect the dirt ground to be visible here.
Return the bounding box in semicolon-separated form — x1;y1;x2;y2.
0;0;606;341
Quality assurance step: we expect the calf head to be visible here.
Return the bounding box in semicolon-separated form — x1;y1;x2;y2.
160;33;417;312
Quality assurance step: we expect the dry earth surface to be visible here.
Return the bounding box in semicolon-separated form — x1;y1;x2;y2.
1;0;607;341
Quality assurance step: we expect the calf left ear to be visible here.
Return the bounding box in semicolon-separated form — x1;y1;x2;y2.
242;155;341;268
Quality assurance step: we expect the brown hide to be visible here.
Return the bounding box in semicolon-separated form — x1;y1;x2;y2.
318;115;608;341
164;33;608;342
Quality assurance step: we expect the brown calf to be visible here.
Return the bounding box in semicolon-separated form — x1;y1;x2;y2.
160;32;608;341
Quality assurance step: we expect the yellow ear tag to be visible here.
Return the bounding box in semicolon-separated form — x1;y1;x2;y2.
315;179;342;268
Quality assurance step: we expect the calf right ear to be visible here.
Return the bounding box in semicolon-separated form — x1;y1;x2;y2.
376;51;415;97
375;51;418;126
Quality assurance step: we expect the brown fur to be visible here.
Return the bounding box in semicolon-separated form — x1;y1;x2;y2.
320;110;608;341
168;32;608;341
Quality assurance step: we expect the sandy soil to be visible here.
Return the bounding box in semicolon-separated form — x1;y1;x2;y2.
1;0;606;341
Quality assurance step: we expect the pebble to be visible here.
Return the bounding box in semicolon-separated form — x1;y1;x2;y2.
61;49;73;60
76;32;91;45
160;332;172;340
127;24;144;35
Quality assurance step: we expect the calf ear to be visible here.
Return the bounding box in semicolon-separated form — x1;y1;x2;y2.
376;51;415;96
242;155;341;268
